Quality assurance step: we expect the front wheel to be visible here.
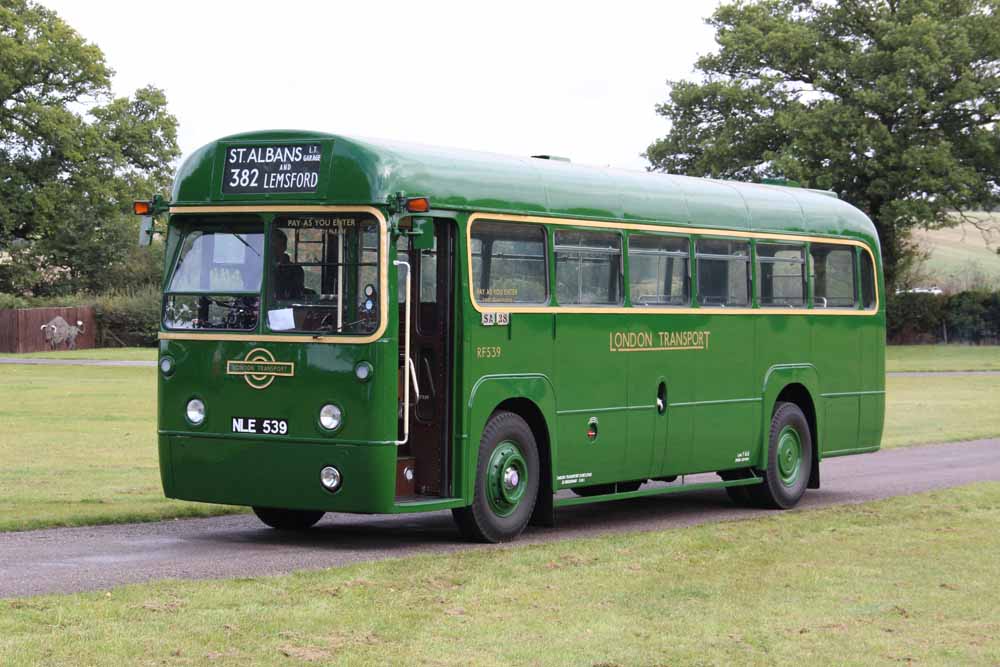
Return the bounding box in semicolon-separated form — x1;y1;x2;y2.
452;411;540;543
252;507;325;530
749;401;813;509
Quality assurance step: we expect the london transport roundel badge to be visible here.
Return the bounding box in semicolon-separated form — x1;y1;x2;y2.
225;348;295;390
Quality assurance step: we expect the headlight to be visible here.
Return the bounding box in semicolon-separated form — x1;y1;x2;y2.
354;361;373;382
159;356;175;376
186;398;205;425
320;466;342;492
319;404;342;431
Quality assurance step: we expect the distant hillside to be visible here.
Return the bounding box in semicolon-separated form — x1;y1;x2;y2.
909;213;1000;291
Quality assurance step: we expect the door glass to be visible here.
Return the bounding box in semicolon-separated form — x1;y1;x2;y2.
418;234;439;333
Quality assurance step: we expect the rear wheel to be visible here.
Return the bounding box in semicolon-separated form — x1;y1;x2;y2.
252;507;325;530
452;411;540;543
749;401;813;509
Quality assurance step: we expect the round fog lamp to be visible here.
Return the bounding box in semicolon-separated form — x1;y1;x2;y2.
159;356;175;376
320;466;342;492
319;403;342;431
186;398;205;425
354;361;373;382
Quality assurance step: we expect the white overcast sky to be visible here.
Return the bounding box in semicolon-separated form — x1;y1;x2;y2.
42;0;722;172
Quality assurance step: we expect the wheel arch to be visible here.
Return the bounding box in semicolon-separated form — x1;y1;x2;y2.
495;397;554;526
760;365;822;489
464;374;557;523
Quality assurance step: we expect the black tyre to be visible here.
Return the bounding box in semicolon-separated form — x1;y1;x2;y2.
748;401;813;509
452;411;540;543
718;470;755;507
571;480;642;497
252;507;325;530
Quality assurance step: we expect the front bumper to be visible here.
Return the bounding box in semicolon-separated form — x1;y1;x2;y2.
159;434;399;513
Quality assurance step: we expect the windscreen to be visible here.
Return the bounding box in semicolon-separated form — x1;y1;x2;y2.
266;214;381;334
163;223;264;331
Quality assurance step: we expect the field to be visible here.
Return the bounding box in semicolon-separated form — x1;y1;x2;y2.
0;364;241;532
2;483;998;665
912;215;1000;290
1;348;999;532
887;344;1000;372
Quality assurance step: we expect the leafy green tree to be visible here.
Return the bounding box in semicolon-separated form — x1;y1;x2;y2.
645;0;1000;290
0;0;178;294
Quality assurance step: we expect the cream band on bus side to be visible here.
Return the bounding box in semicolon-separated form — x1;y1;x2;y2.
226;348;295;390
610;330;711;352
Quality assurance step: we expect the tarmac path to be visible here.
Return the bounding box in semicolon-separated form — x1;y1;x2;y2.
1;438;997;598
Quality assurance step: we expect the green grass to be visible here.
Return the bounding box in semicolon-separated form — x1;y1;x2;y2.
887;344;1000;372
0;365;242;532
913;216;1000;290
883;374;1000;448
0;347;155;361
2;483;998;666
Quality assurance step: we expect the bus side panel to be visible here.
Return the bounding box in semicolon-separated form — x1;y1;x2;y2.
553;314;628;487
859;313;886;449
686;314;759;474
461;310;556;502
812;315;863;454
754;312;814;459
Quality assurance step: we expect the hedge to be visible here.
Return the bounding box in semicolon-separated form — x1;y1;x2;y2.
887;290;1000;344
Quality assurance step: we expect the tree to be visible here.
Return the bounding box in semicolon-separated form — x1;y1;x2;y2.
0;0;179;294
645;0;1000;290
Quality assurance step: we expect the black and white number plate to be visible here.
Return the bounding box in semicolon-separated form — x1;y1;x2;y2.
231;417;288;435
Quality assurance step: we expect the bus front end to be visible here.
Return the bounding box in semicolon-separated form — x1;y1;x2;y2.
157;196;403;519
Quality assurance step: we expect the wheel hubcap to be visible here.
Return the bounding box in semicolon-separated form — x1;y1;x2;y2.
776;425;803;487
486;441;527;517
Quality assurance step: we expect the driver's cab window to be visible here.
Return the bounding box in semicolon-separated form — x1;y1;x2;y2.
267;214;380;334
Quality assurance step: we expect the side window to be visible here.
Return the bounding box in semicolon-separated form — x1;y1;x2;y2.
470;221;547;304
860;248;877;310
696;238;750;307
554;230;623;305
757;242;806;307
810;243;856;308
628;234;689;306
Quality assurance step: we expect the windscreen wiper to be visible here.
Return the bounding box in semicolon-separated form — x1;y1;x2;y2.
231;233;260;256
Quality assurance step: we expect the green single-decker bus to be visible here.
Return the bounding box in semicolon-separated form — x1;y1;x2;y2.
147;131;884;542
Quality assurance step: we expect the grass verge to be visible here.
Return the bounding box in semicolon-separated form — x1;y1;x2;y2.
0;347;155;361
0;364;242;532
2;483;999;666
887;344;1000;372
883;374;1000;447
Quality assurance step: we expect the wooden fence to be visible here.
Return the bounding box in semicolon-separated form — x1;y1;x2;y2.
0;306;96;353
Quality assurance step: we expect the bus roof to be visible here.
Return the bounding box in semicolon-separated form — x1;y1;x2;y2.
172;130;879;246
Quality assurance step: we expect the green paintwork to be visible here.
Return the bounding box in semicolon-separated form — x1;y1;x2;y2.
158;130;886;520
776;425;803;486
486;441;528;517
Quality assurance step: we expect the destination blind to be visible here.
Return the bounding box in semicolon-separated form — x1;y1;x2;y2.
222;143;322;194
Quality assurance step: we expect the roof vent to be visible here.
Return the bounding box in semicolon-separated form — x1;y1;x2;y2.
531;155;571;163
